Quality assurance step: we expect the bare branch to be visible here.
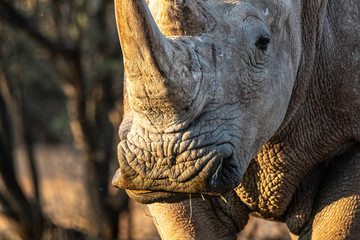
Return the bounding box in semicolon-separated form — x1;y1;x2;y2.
0;190;19;221
0;68;44;240
0;77;31;215
0;68;41;205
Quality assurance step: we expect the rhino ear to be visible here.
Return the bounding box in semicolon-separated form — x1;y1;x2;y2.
148;0;215;36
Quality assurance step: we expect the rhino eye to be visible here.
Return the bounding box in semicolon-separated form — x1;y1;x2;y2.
256;36;270;50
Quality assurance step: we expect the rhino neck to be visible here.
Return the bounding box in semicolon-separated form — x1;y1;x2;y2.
277;0;329;132
238;0;360;221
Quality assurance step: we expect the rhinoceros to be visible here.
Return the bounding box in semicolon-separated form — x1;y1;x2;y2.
112;0;360;238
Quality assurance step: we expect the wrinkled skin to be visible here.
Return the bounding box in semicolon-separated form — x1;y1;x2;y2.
113;0;360;239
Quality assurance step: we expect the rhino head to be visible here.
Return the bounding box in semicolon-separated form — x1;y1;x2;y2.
112;0;303;203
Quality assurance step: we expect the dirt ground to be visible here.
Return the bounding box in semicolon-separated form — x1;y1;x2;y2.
0;144;294;240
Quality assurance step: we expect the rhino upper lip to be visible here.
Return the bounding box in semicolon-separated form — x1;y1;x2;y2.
126;155;239;205
114;116;241;196
122;137;234;183
125;154;238;191
118;100;240;178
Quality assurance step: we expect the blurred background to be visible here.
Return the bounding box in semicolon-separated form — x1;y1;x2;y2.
0;0;292;239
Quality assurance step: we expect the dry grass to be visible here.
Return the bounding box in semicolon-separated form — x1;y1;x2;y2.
0;144;293;240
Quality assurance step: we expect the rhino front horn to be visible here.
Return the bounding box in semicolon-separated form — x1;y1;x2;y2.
115;0;203;114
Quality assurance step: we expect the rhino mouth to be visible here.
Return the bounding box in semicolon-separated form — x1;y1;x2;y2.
125;189;221;204
112;127;242;203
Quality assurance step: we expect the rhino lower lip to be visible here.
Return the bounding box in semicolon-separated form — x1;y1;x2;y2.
126;189;219;204
126;190;188;204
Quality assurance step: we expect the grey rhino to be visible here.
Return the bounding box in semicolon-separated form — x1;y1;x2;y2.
112;0;360;239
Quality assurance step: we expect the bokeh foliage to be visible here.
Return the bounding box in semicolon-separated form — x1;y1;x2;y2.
0;21;68;143
0;0;123;143
0;0;128;239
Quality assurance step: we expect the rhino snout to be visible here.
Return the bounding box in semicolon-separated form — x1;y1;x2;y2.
112;127;242;203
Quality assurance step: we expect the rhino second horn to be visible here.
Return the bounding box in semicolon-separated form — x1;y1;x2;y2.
148;0;215;36
115;0;202;112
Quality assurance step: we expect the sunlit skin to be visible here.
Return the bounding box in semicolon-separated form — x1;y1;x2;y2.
113;0;360;239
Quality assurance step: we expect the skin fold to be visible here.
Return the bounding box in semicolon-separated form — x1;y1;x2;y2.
113;0;360;239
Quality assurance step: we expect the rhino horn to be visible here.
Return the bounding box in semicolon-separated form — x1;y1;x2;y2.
148;0;215;36
115;0;202;112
